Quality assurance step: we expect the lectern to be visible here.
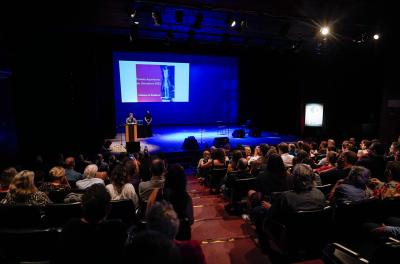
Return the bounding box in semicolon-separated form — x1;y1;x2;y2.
125;124;138;142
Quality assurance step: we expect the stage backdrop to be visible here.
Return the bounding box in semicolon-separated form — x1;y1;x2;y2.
113;52;238;126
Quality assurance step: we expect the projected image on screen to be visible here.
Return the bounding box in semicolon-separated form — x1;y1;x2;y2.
119;61;189;103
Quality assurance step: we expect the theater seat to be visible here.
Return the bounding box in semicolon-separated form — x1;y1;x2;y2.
264;206;334;261
43;202;82;227
107;199;138;227
0;205;44;228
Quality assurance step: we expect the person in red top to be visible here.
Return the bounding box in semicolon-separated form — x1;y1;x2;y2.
314;151;337;174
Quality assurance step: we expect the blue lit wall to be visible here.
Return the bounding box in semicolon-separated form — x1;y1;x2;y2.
113;52;238;126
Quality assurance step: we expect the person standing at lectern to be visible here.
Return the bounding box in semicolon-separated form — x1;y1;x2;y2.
144;110;153;137
126;113;137;125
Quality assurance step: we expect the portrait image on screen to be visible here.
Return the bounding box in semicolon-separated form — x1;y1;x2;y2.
119;60;189;103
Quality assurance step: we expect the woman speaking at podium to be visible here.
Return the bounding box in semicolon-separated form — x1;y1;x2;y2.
126;113;137;125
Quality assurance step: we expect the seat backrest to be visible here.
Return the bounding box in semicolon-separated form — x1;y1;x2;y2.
316;184;333;197
0;228;61;262
107;199;137;226
48;189;69;203
43;202;82;227
231;177;257;201
322;243;369;264
381;198;400;219
209;168;227;188
0;205;44;228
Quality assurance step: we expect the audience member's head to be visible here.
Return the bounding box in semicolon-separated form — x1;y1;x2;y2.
9;170;37;199
346;166;371;189
326;151;338;165
126;230;181;264
150;158;166;177
1;167;18;189
360;139;371;150
369;141;385;157
202;150;211;159
237;158;249;171
337;151;358;168
48;166;67;183
110;164;129;192
292;164;314;192
259;143;270;157
389;142;400;155
146;201;180;240
385;161;400;182
266;153;286;175
83;164;98;179
244;146;252;157
165;164;187;194
82;184;111;224
213;148;226;163
278;142;289;154
65;157;75;169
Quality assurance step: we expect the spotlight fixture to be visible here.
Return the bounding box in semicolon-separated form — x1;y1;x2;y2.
175;10;183;23
320;26;330;36
373;33;380;40
192;13;203;29
152;11;162;26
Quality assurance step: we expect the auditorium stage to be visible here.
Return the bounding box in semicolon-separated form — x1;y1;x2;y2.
108;125;298;154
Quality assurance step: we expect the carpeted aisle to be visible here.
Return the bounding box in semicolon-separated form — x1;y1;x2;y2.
187;176;272;264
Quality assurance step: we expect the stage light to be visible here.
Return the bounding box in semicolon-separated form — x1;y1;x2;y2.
373;33;380;40
320;26;330;36
175;10;183;23
192;13;203;29
152;11;162;26
230;20;236;27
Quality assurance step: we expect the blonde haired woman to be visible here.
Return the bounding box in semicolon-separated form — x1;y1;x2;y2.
1;170;50;206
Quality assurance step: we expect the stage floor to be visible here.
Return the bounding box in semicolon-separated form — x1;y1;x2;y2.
108;126;298;154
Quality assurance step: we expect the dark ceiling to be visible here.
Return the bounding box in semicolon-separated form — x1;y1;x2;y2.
0;0;389;52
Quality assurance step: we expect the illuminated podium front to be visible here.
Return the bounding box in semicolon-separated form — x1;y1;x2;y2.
125;124;138;142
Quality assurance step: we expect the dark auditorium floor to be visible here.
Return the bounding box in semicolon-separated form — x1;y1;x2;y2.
187;176;272;264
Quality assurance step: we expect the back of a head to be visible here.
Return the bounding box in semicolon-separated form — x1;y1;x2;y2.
126;230;181;264
165;164;186;193
386;161;400;182
342;151;358;165
267;153;286;175
65;157;75;169
49;166;66;182
346;166;371;189
146;201;180;240
214;148;226;163
326;151;338;165
82;184;111;224
151;158;165;177
84;164;98;179
259;143;270;157
9;170;36;198
111;164;129;191
292;164;314;192
237;158;248;171
1;167;18;187
369;142;385;157
278;142;289;154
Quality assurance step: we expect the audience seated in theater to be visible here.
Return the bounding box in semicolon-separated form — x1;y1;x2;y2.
146;201;205;264
370;161;400;199
250;143;270;173
0;167;17;192
292;149;316;169
288;143;296;156
74;154;92;174
124;158;140;193
1;170;51;206
39;166;71;194
200;148;227;170
125;230;182;264
162;164;194;240
278;142;294;168
248;145;262;165
251;164;325;248
106;164;139;209
314;151;337;174
196;150;211;179
76;164;104;190
386;141;400;162
320;151;358;185
56;184;127;264
357;139;371;158
139;158;166;202
327;139;337;152
95;153;109;172
227;150;243;173
357;141;387;181
64;156;83;182
223;158;252;198
328;166;373;204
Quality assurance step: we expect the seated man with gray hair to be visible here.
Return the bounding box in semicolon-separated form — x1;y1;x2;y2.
76;164;104;190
